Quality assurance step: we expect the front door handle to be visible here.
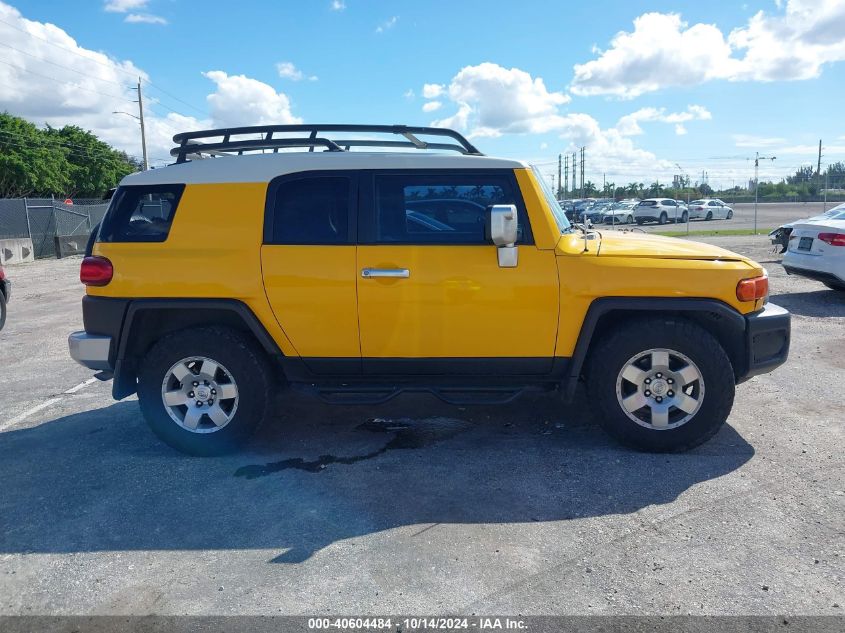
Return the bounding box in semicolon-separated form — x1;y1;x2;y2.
361;268;410;279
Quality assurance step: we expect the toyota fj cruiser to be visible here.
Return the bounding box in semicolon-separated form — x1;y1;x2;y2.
69;124;790;455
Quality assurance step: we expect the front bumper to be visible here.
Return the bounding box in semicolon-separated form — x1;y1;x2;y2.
741;302;790;381
68;331;113;371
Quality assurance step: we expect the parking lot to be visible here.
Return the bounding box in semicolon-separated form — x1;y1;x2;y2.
0;235;843;616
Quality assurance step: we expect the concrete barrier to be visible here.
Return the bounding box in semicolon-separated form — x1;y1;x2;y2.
0;238;34;265
54;234;90;259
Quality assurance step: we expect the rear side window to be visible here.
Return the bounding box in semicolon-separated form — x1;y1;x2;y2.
98;185;185;243
368;173;530;245
265;175;352;244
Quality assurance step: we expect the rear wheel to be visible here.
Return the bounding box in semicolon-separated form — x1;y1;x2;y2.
137;326;273;455
586;318;735;452
679;211;688;223
705;211;713;221
658;212;668;225
626;215;634;224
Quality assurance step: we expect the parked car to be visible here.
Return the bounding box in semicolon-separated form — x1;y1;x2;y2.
0;263;9;331
782;214;845;291
602;201;638;224
68;123;789;456
633;198;688;225
689;199;733;221
769;203;845;253
582;200;613;224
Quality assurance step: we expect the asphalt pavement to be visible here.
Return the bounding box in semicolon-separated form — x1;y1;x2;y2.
0;240;842;616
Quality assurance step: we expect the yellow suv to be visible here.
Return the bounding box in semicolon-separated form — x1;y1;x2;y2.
68;124;790;455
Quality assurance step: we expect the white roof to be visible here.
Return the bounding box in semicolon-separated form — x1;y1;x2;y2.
122;152;527;186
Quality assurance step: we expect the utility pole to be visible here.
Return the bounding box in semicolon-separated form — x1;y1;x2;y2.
572;152;577;198
136;78;149;171
557;154;562;199
754;151;776;235
817;139;823;210
580;146;585;199
564;154;569;199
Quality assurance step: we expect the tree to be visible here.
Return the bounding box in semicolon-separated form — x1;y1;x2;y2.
0;112;138;198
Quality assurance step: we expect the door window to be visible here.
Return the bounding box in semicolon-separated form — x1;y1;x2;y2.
265;175;352;244
367;173;531;244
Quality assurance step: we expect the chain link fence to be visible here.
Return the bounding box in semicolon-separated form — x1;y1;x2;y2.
0;198;109;259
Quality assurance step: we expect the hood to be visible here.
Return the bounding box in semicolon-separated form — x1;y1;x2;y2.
556;230;749;262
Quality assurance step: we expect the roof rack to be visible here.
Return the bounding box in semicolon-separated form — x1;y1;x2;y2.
170;124;483;163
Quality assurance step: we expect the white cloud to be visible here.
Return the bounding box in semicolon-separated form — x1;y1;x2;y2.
276;61;316;81
571;1;845;98
330;0;346;10
430;63;570;137
674;124;687;136
202;71;301;129
124;13;167;24
0;2;303;164
616;105;711;136
422;101;442;113
103;0;147;12
403;89;415;99
422;83;444;99
376;16;398;33
733;134;785;147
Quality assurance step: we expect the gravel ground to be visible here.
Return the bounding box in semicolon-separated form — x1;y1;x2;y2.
0;239;842;617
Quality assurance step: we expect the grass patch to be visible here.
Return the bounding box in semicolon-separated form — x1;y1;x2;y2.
655;228;774;238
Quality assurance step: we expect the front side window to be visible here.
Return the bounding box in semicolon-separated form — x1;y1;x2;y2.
266;176;351;244
98;184;184;243
371;173;530;244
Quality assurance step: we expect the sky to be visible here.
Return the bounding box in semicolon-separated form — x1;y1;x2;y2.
1;0;844;190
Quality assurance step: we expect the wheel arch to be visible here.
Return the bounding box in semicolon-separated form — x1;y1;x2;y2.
113;299;283;399
563;297;748;401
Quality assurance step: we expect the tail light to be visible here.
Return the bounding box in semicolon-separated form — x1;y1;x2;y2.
736;275;768;302
80;256;113;286
817;232;845;246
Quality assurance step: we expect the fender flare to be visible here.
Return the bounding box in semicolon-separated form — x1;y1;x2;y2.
563;296;747;400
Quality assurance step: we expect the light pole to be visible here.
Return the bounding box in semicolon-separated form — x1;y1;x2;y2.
754;152;776;235
113;109;148;171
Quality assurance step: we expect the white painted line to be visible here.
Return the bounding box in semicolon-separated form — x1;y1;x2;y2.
64;377;98;394
0;398;62;432
0;376;101;432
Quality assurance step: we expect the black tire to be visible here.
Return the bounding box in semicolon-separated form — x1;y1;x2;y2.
726;210;733;220
680;211;688;224
823;281;845;292
636;218;644;226
585;317;735;452
658;212;668;225
705;211;713;221
137;326;273;455
626;215;633;224
0;290;6;332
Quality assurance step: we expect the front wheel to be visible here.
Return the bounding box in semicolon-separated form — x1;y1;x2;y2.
138;326;273;455
0;291;6;331
636;218;644;226
586;318;735;452
626;215;634;224
679;211;688;223
726;210;733;219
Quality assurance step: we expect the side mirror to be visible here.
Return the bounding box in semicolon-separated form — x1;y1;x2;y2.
487;204;518;268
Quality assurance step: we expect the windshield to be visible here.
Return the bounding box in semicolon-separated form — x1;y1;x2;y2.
531;165;571;231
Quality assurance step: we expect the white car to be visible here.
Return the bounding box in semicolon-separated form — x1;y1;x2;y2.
633;198;688;225
689;199;733;220
601;201;638;224
782;216;845;291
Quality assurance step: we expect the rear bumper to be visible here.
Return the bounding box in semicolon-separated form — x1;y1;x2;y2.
740;302;790;381
783;264;845;286
68;331;113;371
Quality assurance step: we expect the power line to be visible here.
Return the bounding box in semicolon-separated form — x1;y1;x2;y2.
0;58;135;102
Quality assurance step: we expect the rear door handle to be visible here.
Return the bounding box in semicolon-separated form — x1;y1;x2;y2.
361;268;410;279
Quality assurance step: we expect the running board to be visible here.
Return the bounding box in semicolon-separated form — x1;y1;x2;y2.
293;384;547;406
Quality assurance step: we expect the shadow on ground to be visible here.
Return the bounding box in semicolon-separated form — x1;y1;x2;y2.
770;288;845;318
0;391;754;563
